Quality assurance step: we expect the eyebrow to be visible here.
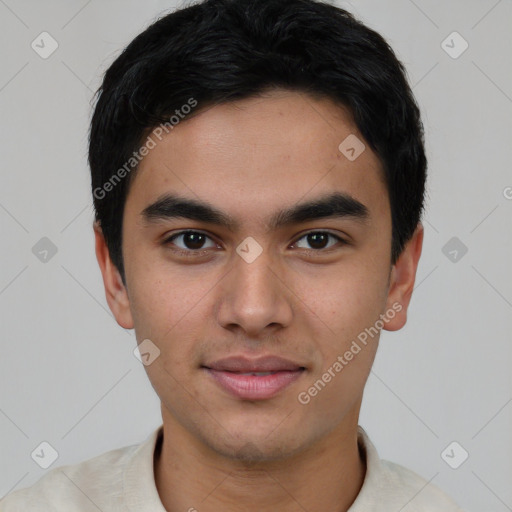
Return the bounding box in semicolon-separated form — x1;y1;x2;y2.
141;191;369;232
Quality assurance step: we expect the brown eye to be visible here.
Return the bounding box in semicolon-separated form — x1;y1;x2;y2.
294;231;345;251
164;231;217;252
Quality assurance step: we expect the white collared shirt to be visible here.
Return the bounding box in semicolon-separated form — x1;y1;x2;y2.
1;425;464;511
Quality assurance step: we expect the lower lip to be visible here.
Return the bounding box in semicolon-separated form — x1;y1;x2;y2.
204;368;304;400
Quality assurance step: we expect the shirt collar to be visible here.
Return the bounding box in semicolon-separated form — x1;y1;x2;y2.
123;425;167;511
347;425;386;510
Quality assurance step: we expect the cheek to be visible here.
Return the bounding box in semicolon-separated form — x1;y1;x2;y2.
298;261;389;344
128;275;206;392
126;260;193;345
130;280;202;337
124;237;206;330
294;269;386;416
126;259;222;377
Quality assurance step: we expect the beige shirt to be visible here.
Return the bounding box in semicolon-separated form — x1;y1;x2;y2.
1;425;464;511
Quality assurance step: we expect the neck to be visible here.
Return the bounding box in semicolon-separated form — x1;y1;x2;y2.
154;413;366;512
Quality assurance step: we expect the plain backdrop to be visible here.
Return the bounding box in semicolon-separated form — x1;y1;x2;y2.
0;1;511;510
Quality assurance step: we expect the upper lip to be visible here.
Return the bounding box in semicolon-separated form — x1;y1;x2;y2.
203;355;305;373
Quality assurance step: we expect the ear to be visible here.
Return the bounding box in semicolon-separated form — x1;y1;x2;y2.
93;221;134;329
383;223;424;332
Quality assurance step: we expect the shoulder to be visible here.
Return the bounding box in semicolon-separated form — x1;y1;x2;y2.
0;441;139;512
379;459;465;511
353;426;465;511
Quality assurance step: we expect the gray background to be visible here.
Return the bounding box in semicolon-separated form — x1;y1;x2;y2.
0;0;511;510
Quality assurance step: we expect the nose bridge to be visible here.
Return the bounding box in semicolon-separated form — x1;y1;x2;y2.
232;242;278;304
236;248;274;293
217;241;292;334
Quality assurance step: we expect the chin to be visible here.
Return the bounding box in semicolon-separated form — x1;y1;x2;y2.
199;419;315;463
214;435;299;463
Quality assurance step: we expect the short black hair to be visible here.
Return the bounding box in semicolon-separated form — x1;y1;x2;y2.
89;0;426;283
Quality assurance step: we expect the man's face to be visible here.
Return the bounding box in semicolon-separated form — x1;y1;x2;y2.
101;90;415;460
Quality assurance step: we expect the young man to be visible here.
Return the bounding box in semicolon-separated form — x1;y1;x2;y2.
1;0;465;510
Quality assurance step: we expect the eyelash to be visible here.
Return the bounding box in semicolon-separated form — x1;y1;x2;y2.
162;230;347;257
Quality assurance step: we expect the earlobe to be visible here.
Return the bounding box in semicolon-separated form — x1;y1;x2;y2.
93;221;134;330
383;223;424;332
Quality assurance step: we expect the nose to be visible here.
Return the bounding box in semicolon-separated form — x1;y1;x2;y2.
215;247;293;338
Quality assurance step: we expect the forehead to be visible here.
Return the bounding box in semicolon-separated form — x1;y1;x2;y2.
125;90;388;226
